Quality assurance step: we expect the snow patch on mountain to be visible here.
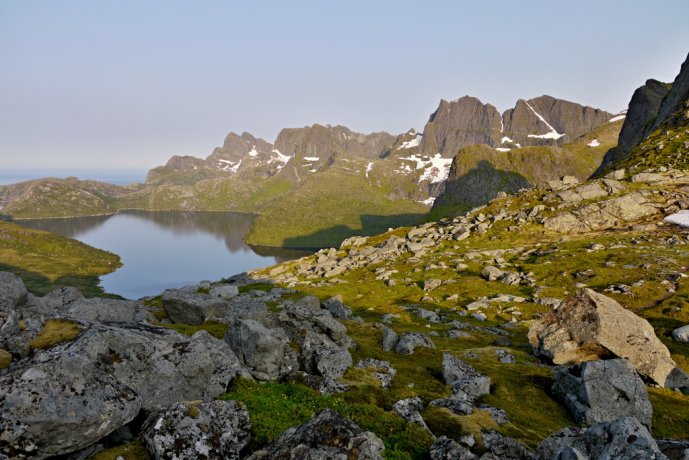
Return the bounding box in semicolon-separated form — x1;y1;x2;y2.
587;139;600;147
524;101;565;140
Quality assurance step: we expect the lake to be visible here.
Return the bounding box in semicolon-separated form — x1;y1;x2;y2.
15;211;312;299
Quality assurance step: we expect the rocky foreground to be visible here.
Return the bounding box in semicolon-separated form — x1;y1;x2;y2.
2;167;689;459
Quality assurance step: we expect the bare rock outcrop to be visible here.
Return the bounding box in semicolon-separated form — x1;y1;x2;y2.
529;289;689;389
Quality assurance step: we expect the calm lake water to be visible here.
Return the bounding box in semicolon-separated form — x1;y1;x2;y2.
16;211;312;299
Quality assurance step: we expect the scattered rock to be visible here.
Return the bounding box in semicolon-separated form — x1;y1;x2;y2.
323;295;352;319
381;325;400;352
395;332;435;355
209;284;240;300
529;289;689;388
672;325;689;342
552;359;653;428
482;266;504;281
355;358;396;388
429;436;477;460
392;397;430;431
141;400;251;460
226;319;295;381
247;409;384;460
441;352;490;401
0;272;28;312
537;417;668;460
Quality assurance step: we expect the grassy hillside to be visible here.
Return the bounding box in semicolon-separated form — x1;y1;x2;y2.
245;164;428;248
0;221;121;296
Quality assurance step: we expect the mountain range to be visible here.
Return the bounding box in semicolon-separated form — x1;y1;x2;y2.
0;92;625;248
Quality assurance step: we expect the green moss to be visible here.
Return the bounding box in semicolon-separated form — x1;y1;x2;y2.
89;441;151;460
220;379;434;459
28;319;81;350
0;349;11;369
157;320;228;339
650;387;689;439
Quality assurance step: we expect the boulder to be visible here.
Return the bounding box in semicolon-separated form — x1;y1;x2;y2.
537;417;668;460
552;359;652;428
395;332;435;355
35;288;137;323
382;325;400;352
299;329;352;380
672;325;689;342
0;272;27;312
482;266;504;281
247;409;384;460
441;353;491;401
162;288;228;325
323;295;352;319
429;436;477;459
0;352;141;459
210;284;240;300
529;289;688;388
71;324;247;411
225;319;295;381
391;397;429;431
142;400;251;460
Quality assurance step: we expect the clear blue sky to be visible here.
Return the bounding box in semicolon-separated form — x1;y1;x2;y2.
1;1;688;170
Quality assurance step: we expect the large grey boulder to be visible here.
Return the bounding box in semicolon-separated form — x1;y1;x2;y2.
395;332;435;355
381;325;399;352
209;283;239;300
672;325;689;343
162;288;228;325
0;352;141;459
34;287;137;323
392;397;430;431
442;353;491;402
537;417;668;460
225;296;269;324
247;409;384;460
529;289;688;389
552;359;652;428
355;358;396;388
70;323;247;411
299;329;352;380
141;400;251;460
0;272;27;312
225;319;295;381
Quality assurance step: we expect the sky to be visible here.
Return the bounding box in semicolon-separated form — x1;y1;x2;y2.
1;1;688;171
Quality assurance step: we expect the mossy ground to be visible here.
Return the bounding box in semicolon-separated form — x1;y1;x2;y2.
0;349;11;369
28;319;81;350
0;221;120;296
250;178;689;451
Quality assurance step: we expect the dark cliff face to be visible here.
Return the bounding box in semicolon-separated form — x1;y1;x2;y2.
594;53;689;175
420;96;503;158
420;95;612;158
207;132;274;164
595;79;671;172
651;52;689;133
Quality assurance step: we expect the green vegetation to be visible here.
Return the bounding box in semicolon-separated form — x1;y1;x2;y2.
220;379;434;459
0;349;11;369
157;320;228;339
90;441;151;460
28;319;81;350
0;221;120;296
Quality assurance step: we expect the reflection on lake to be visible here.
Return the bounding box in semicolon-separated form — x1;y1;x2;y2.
16;211;312;299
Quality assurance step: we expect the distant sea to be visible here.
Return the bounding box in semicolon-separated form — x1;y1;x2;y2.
0;168;147;186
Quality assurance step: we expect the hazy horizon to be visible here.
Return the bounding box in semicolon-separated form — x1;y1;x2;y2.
1;1;688;170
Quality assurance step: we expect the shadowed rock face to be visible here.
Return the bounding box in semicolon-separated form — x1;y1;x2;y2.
596;79;672;172
651;52;689;133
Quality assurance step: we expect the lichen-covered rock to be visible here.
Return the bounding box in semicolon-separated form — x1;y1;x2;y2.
429;436;477;459
0;353;141;459
247;409;384;459
391;397;429;431
381;325;399;352
552;359;652;428
323;295;353;319
31;287;137;323
537;417;668;460
529;289;688;388
162;288;228;325
142;400;251;460
355;358;396;388
395;332;435;355
70;324;247;410
481;431;535;459
225;319;295;381
0;272;27;312
441;352;491;401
